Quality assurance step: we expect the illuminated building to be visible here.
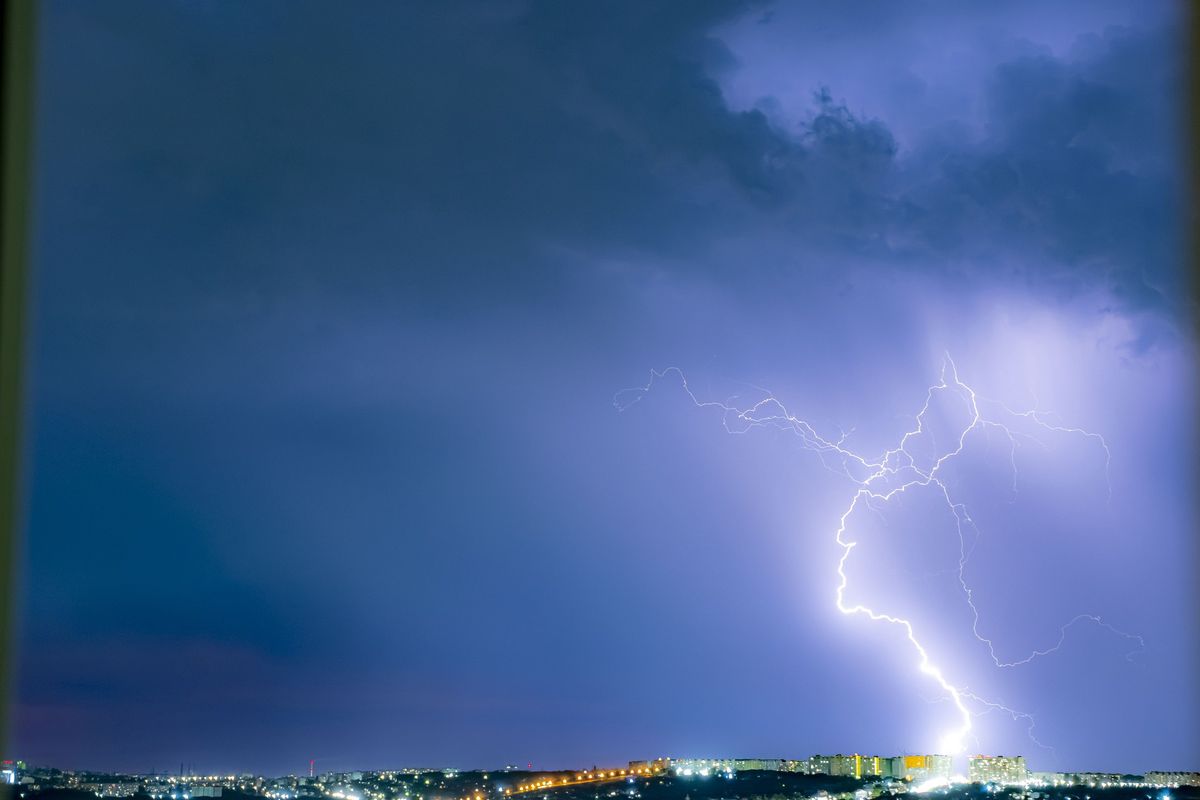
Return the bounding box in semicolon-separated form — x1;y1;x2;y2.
734;760;785;772
829;756;857;777
968;756;1027;785
669;759;733;776
890;755;953;782
668;758;814;775
823;755;887;779
0;762;24;787
1055;773;1127;787
1146;773;1200;787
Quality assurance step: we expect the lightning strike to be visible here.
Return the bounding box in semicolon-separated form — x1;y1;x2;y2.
615;356;1140;755
959;688;1054;756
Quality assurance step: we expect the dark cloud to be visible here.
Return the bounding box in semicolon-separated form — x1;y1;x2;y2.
900;25;1183;312
36;1;1185;320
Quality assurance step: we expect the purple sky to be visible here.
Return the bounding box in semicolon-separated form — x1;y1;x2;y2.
13;0;1197;778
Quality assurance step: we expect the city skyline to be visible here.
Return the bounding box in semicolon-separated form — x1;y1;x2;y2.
6;754;1198;782
4;758;1195;786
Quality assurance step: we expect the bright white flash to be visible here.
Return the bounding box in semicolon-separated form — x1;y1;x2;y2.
615;356;1141;755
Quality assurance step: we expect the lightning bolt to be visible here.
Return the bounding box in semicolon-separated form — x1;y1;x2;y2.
615;356;1140;755
959;689;1055;755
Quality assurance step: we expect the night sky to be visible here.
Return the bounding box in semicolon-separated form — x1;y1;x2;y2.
14;0;1197;779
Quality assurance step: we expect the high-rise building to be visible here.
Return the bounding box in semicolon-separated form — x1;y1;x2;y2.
968;756;1028;785
824;755;887;779
1145;773;1200;787
890;755;953;783
828;756;858;777
734;760;783;772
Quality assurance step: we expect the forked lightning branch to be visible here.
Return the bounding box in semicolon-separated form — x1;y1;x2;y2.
615;357;1142;756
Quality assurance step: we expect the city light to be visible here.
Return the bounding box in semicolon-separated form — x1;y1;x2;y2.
1;758;1196;800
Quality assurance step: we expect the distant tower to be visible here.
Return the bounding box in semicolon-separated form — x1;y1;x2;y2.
310;761;315;779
